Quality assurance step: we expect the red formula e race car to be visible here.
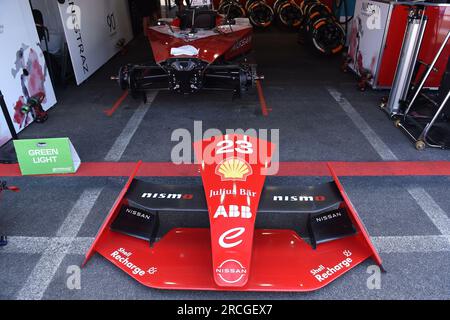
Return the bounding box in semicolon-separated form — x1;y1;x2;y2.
113;3;262;99
84;134;383;291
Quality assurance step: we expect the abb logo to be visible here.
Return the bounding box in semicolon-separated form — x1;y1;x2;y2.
219;227;245;248
214;205;252;219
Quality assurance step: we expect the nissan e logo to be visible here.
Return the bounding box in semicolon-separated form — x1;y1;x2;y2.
218;227;245;248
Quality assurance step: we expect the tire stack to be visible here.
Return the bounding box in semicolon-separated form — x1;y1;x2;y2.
273;0;303;28
245;0;274;28
299;0;345;55
218;0;246;20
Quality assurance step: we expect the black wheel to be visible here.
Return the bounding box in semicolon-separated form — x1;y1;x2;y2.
238;64;258;93
117;65;132;90
274;0;288;14
415;140;426;151
128;67;142;99
245;0;258;12
279;2;303;28
310;18;345;55
218;1;246;19
248;1;274;28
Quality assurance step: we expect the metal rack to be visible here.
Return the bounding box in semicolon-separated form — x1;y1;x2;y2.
379;4;450;150
383;8;428;116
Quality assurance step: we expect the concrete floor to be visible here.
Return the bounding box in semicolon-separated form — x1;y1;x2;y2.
1;28;450;300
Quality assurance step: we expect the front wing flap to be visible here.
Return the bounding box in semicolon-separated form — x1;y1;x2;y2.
83;162;382;292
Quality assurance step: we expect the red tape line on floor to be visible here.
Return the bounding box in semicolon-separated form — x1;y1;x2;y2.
256;80;269;117
104;91;129;117
1;161;450;177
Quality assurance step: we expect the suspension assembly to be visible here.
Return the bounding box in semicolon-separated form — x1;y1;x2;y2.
114;62;262;96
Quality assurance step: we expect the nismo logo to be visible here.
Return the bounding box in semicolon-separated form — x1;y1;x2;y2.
272;195;326;202
141;193;193;200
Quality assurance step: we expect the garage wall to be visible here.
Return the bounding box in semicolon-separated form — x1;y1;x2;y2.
30;0;66;54
0;0;57;147
30;0;65;34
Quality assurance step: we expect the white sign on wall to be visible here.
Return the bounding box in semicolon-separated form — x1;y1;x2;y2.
58;0;133;85
0;0;57;147
347;0;390;81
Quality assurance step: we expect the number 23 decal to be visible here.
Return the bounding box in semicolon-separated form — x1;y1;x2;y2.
216;138;253;155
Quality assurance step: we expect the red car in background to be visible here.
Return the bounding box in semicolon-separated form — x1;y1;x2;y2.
114;5;262;99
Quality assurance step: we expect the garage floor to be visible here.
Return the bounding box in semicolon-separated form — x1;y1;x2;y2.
1;28;450;300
